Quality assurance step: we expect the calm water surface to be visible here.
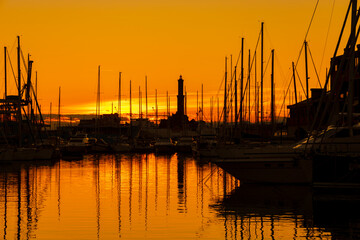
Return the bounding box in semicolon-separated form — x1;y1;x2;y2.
0;154;359;239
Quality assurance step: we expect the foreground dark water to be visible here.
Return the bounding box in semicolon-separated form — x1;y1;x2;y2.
0;154;359;239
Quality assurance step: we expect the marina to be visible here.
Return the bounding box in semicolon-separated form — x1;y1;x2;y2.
1;0;360;238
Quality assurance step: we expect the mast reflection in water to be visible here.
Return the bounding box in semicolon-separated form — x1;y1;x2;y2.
0;154;359;239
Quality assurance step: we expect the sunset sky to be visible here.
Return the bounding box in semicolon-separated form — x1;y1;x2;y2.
0;0;351;119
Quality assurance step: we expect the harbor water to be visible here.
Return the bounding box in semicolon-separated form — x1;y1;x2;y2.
0;154;359;239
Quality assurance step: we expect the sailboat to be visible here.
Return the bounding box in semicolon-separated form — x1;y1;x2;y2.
111;72;131;153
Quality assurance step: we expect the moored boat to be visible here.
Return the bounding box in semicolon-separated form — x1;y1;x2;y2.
213;144;312;184
112;142;132;153
154;138;174;153
175;136;194;153
89;138;111;153
61;133;90;158
192;134;218;158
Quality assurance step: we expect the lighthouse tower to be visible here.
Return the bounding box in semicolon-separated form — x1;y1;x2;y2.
177;75;184;116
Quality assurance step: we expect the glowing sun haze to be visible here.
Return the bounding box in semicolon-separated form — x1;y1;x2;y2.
0;0;350;118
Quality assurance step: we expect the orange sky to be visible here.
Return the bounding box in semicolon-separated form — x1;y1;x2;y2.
0;0;351;119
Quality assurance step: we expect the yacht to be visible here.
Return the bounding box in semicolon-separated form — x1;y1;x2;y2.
61;133;90;158
294;125;360;157
213;143;312;184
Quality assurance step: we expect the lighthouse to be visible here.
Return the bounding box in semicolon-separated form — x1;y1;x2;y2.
177;75;185;116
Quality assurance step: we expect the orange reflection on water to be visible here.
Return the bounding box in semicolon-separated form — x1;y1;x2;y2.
0;154;345;239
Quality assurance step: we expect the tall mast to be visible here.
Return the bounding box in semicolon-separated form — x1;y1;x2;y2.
185;87;187;116
240;38;244;128
35;71;38;122
139;86;142;119
271;49;275;129
224;56;227;125
260;22;264;128
292;62;299;129
197;90;199;121
292;62;298;105
50;102;52;131
118;72;121;120
58;87;61;131
217;97;219;128
210;97;213;126
17;36;22;147
230;55;233;123
96;66;100;118
248;49;251;123
4;47;7;98
96;66;100;136
234;66;238;127
129;80;132;121
304;41;309;100
145;75;148;119
167;91;169;117
155;89;158;126
255;50;258;124
201;84;204;121
26;54;33;119
168;93;170;117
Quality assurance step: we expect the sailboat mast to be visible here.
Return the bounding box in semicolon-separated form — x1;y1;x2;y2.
271;49;275;129
211;97;213;126
260;22;264;128
217;97;219;128
58;87;61;131
234;66;238;127
255;50;258;124
201;84;204;121
292;62;298;105
118;72;121;121
50;102;52;130
130;80;132;121
35;72;38;122
240;38;244;128
97;66;100;117
167;91;169;117
139;86;142;119
197;90;199;121
224;56;227;125
230;55;233;124
155;89;158;126
17;36;22;147
248;49;251;123
26;54;30;113
4;47;7;98
96;66;100;136
145;75;148;119
304;41;309;100
185;87;187;116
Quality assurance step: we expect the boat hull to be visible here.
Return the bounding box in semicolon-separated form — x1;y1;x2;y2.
155;145;174;153
214;157;312;184
312;153;360;186
0;147;57;161
112;143;131;153
176;144;193;153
